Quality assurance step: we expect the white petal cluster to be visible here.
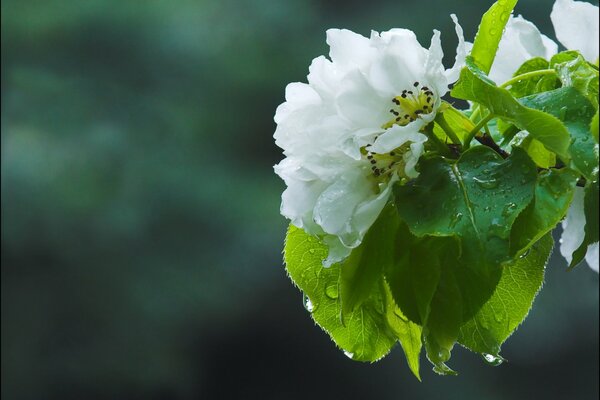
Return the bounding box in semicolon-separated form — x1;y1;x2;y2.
274;17;465;265
488;0;599;85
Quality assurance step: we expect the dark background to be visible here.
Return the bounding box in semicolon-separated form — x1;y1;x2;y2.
1;0;598;399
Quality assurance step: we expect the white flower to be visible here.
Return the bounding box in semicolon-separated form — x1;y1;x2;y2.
486;15;558;85
560;188;599;272
486;0;599;85
274;16;466;266
551;0;599;63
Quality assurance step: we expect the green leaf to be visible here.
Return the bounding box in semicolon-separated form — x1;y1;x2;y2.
458;234;553;356
554;52;599;109
339;204;399;320
392;146;537;373
510;132;556;168
509;57;559;98
510;168;579;257
452;57;572;160
424;265;462;375
520;87;597;180
571;180;599;268
382;281;422;380
470;0;518;75
384;222;461;375
394;146;537;270
433;103;475;142
284;225;397;362
591;111;599;143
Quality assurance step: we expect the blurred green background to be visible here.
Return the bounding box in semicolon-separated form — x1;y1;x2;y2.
1;0;598;399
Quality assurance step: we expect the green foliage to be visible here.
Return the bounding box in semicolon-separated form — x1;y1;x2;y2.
458;234;553;356
433;103;475;143
394;147;537;270
284;225;398;362
509;57;559;98
510;169;579;258
452;57;572;160
469;0;518;75
554;53;599;109
520;87;597;180
339;204;399;319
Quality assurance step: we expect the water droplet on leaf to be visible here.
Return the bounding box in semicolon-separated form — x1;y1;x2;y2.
325;284;338;299
482;353;505;366
303;294;315;312
474;176;499;189
343;351;354;359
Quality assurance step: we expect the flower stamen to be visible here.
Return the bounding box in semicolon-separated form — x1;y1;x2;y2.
383;82;436;129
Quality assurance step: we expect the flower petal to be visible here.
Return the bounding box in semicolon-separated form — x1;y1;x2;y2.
551;0;599;62
559;187;598;272
489;15;558;84
369;121;427;155
335;70;390;129
326;29;376;70
444;14;467;84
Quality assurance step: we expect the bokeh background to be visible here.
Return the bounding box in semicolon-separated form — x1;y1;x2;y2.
2;0;598;399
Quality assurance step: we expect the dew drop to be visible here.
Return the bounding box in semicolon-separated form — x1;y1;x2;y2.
519;248;531;259
559;106;568;120
449;212;463;228
325;283;339;299
343;351;354;359
474;176;499;189
490;28;498;36
482;353;505;366
438;348;451;362
303;294;315;312
502;202;517;217
308;249;315;254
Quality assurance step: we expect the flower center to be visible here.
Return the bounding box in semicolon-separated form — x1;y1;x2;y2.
364;144;411;179
383;81;436;129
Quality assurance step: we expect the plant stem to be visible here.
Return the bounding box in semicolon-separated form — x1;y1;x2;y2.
434;114;462;145
499;69;557;89
464;113;494;149
475;134;509;159
469;105;482;122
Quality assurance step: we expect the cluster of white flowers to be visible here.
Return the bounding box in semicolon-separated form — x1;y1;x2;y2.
274;0;599;271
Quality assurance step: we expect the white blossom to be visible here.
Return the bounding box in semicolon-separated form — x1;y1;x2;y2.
560;188;599;272
487;15;558;85
551;0;599;63
274;16;465;265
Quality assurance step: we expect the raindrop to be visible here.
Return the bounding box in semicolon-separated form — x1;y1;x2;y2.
438;348;451;362
482;353;505;366
303;294;315;312
309;249;315;254
502;202;517;217
519;248;531;259
325;284;339;299
490;28;498;36
473;176;499;189
449;212;463;228
559;106;568;120
343;351;354;359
